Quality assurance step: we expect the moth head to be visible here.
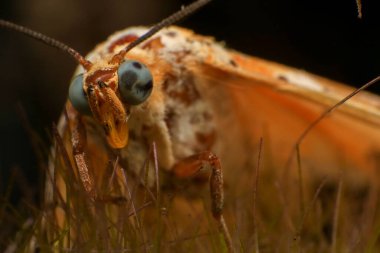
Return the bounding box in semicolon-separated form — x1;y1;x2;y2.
68;59;153;149
0;0;211;149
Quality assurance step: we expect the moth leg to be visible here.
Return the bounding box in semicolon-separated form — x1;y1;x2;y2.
69;112;96;200
172;151;234;253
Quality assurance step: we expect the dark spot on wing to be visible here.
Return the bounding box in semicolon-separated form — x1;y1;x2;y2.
166;31;177;37
229;59;238;67
278;75;289;82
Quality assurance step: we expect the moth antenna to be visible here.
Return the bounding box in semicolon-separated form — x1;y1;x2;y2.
0;19;92;70
111;0;212;64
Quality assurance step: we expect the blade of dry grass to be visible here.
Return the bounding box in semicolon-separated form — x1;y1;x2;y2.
331;174;343;253
252;138;263;253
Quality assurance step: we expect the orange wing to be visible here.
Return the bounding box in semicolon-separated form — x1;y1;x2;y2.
189;32;380;184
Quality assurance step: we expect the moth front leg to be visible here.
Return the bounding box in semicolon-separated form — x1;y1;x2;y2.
172;151;235;253
69;111;96;200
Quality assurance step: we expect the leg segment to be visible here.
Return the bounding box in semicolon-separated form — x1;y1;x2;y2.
172;151;235;253
69;111;96;200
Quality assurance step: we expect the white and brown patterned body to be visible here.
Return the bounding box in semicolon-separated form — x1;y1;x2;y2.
57;27;245;187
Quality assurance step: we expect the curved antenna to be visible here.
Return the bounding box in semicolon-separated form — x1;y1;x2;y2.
111;0;212;64
0;19;92;70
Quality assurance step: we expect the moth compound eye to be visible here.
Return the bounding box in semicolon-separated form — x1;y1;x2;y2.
68;74;91;115
117;60;153;105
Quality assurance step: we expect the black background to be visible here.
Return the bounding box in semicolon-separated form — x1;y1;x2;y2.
0;0;379;204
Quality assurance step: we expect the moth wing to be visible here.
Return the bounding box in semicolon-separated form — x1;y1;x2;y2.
192;45;380;183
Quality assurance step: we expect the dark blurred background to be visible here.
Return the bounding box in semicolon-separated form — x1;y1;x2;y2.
0;0;379;208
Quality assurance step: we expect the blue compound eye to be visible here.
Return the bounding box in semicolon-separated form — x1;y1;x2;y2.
117;60;153;105
68;74;91;115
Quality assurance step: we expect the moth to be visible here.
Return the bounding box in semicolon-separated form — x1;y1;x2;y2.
2;0;380;251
